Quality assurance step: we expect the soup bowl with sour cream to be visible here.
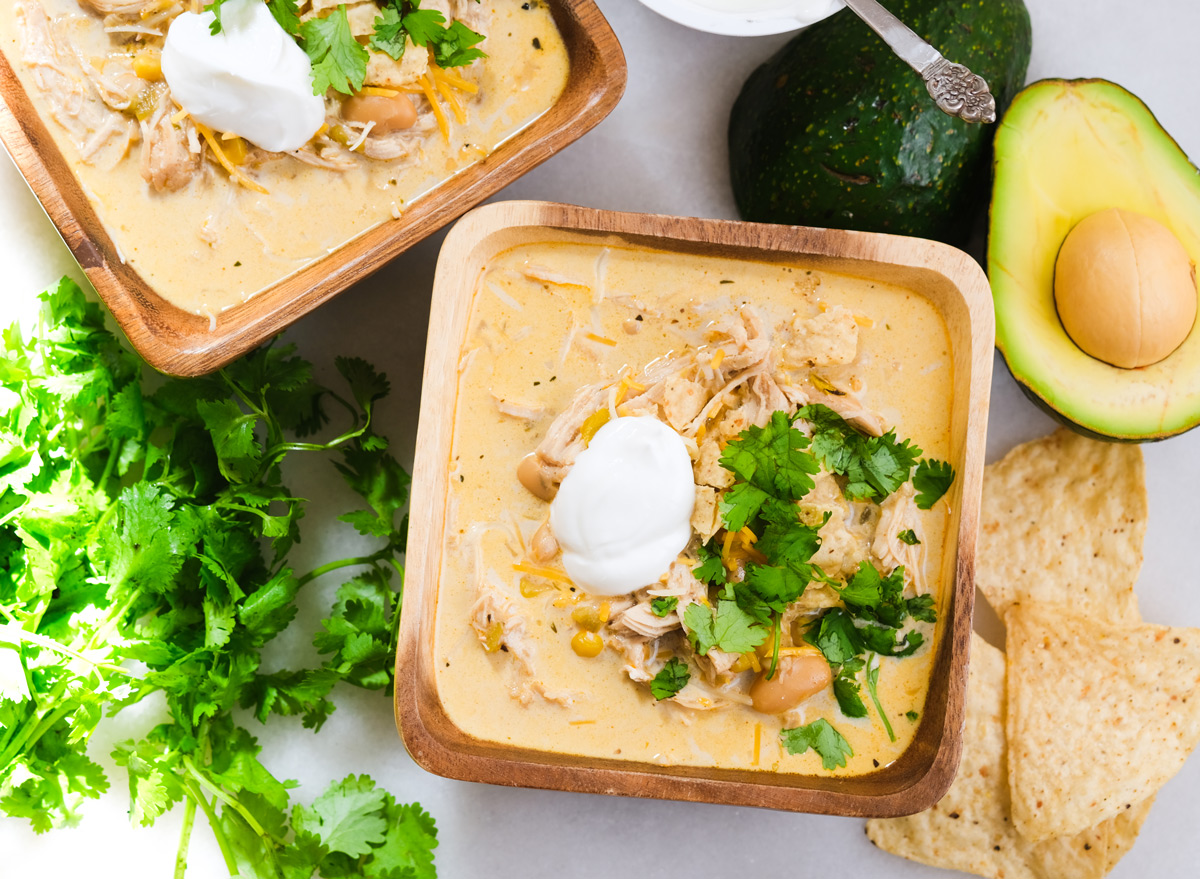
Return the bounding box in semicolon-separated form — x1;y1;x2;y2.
397;201;995;816
634;0;843;36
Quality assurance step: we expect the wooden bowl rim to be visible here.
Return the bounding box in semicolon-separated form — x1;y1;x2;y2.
396;200;994;817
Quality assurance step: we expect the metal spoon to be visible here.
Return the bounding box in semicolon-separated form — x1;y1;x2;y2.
839;0;997;123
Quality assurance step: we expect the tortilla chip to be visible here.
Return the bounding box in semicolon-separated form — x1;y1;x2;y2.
1105;797;1155;873
977;430;1145;625
867;635;1114;879
1006;603;1200;842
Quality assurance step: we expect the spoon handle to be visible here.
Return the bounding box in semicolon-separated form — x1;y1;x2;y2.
839;0;997;123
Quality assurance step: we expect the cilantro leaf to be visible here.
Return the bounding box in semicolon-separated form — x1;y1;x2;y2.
780;719;853;770
300;6;369;96
208;0;227;34
267;0;301;34
718;410;818;501
402;5;448;44
432;19;488;67
683;600;766;656
805;608;861;665
649;658;690;700
692;539;727;587
650;596;678;618
914;458;955;509
897;528;921;545
906;593;938;623
833;670;868;718
292;774;388;857
798;404;921;501
717;482;769;533
370;5;407;59
364;799;438;879
906;710;919;722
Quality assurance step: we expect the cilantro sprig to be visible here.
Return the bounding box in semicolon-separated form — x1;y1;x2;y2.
691;412;825;678
301;5;370;96
780;719;853;770
649;658;690;701
369;0;487;68
0;280;429;877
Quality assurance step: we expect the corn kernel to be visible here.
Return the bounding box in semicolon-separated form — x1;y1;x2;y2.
132;50;162;81
482;622;503;653
571;630;604;658
571;602;610;632
519;577;555;598
222;136;248;166
580;408;610;446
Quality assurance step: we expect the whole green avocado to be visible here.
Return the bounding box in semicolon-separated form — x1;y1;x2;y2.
729;0;1031;244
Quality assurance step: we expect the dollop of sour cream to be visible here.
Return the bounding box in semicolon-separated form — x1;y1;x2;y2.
162;0;325;153
550;417;695;597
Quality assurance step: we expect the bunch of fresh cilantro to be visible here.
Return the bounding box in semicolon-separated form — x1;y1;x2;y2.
0;280;434;877
648;404;954;770
211;0;486;97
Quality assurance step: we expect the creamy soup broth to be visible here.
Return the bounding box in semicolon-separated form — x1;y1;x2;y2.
434;240;957;776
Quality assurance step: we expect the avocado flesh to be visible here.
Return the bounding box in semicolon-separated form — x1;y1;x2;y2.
990;79;1200;440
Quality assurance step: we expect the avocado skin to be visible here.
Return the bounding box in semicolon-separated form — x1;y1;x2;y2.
729;0;1031;245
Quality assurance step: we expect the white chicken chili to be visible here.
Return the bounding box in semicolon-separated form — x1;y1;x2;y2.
1;0;568;317
435;240;959;776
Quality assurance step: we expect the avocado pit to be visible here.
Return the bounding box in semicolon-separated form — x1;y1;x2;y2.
1054;208;1197;369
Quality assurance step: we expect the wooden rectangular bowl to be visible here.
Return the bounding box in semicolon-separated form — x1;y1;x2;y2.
0;1;624;376
397;201;995;817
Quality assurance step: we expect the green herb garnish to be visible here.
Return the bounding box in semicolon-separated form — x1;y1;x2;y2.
370;0;487;68
649;658;690;701
0;280;428;876
301;5;370;95
866;655;895;742
683;600;767;657
780;719;853;770
897;528;921;545
913;458;956;509
797;404;922;501
650;596;678;618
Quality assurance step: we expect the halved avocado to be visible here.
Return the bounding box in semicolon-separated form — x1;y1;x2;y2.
989;79;1200;441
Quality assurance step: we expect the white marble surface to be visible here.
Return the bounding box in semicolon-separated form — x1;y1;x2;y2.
3;0;1200;875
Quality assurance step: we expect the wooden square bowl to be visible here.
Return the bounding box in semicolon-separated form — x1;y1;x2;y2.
0;2;625;376
397;201;994;816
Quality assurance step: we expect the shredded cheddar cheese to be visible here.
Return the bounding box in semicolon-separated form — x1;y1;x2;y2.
430;65;479;94
512;561;573;584
194;122;268;194
418;75;450;141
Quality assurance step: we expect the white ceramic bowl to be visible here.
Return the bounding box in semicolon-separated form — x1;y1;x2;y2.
636;0;843;36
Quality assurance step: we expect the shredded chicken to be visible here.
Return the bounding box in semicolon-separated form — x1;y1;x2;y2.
16;0;136;170
139;94;201;192
469;578;578;707
872;482;927;592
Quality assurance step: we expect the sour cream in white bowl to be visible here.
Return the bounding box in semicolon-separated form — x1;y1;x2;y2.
635;0;844;36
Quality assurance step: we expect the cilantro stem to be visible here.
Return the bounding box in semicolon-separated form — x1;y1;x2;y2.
174;792;196;879
0;625;137;679
0;702;72;770
767;615;782;680
182;755;286;848
866;654;896;742
297;549;394;588
82;585;143;653
183;780;241;878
